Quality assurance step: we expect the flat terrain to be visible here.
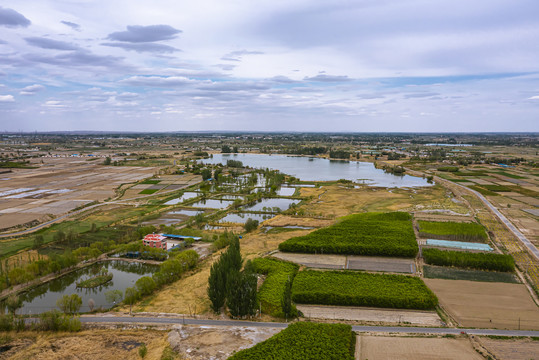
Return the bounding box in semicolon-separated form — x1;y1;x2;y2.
477;337;539;360
297;305;442;326
0;330;167;360
0;157;155;230
424;278;539;330
272;251;416;273
168;325;281;360
358;335;483;360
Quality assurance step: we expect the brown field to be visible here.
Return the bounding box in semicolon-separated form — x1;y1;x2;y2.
271;251;346;269
0;157;156;230
477;337;539;360
1;330;167;360
298;305;441;326
358;335;483;360
263;214;333;228
424;279;539;330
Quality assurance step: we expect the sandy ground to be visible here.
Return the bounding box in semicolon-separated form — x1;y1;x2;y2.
358;335;483;360
1;330;168;360
168;325;281;359
477;337;539;360
424;278;539;330
297;305;442;326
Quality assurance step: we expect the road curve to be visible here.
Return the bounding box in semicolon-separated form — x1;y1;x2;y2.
446;178;539;261
79;316;539;337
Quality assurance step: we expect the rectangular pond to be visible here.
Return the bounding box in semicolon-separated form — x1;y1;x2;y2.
164;192;200;205
218;212;276;224
425;239;493;251
190;199;234;209
242;198;299;212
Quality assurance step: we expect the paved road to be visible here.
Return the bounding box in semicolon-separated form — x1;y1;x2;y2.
79;316;539;337
448;179;539;261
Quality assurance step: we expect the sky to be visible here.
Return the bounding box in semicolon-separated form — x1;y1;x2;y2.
0;0;538;132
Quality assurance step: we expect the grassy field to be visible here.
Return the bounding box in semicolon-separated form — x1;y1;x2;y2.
422;248;515;272
138;188;159;194
279;212;418;257
423;265;519;283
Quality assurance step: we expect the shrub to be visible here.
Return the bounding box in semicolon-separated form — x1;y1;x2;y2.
292;270;438;310
417;220;488;242
422;248;515;272
251;258;299;317
279;212;418;257
229;322;355;360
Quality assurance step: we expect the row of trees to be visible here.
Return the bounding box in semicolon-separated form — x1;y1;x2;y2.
207;237;258;318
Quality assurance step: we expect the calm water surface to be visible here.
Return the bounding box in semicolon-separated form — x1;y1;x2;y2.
202;154;431;187
11;260;158;314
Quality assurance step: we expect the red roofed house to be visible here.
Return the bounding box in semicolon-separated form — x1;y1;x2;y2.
143;233;167;249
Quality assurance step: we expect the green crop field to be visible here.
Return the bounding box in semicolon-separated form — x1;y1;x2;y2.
228;322;355;360
139;188;159;194
292;270;438;310
251;258;299;317
423;265;519;283
279;212;418;257
417;220;488;242
422;248;515;272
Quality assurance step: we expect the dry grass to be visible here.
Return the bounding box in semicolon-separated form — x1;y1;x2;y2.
2;330;168;360
478;337;539;360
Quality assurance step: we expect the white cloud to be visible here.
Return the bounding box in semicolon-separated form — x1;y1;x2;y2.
0;94;14;102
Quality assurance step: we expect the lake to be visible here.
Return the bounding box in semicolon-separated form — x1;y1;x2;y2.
9;260;158;314
202;154;431;187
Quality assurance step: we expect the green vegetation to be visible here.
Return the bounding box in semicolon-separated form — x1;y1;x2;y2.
469;185;500;196
207;237;258;317
493;171;526;179
480;185;511;192
251;258;299;317
227;159;244;168
437;166;459;172
139;188;159;194
279;212;418;257
76;272;113;288
292;270;438;310
417;220;488;242
422;248;515;272
56;294;82;315
228;322;355;360
244;218;259;233
0;161;36;169
140;179;161;184
423;265;519;283
453;171;490;177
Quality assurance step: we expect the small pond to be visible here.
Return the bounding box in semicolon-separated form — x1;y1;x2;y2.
6;260;158;314
190;199;233;209
242;198;299;212
164;192;200;205
218;212;276;224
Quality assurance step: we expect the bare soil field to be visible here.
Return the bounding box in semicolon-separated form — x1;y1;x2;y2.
271;251;346;269
477;337;539;360
424;279;539;330
168;325;281;360
0;157;155;230
1;330;167;360
297;305;442;326
263;214;333;228
358;335;483;360
347;255;416;273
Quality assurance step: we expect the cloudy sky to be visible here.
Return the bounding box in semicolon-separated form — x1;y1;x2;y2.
0;0;538;132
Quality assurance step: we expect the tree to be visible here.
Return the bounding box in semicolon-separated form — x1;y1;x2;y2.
221;145;231;153
244;218;259;233
226;270;258;318
138;343;148;358
88;298;95;312
135;276;156;297
105;289;123;304
103;156;111;165
281;276;293;320
124;287;139;315
32;234;44;249
207;260;226;313
201;168;212;181
6;295;22;317
56;294;82;315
